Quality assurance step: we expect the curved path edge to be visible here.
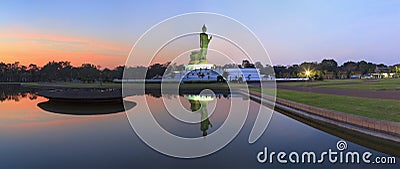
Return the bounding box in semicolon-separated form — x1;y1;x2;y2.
238;90;400;144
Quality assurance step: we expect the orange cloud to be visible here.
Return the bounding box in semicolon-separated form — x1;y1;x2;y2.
0;28;131;68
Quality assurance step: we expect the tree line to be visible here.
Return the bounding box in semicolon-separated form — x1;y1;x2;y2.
0;61;170;83
1;59;399;82
267;59;399;79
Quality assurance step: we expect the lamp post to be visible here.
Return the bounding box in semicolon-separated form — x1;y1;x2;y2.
98;65;102;86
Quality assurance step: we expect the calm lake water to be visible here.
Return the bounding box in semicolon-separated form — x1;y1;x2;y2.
0;85;398;168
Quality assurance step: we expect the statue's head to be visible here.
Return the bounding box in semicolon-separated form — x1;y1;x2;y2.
202;24;207;33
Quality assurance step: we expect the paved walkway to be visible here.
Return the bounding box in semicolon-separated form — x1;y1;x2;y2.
278;85;400;100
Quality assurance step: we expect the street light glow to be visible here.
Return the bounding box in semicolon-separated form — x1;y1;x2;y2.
305;70;311;77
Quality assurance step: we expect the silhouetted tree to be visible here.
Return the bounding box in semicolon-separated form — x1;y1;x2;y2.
146;62;170;79
341;61;358;78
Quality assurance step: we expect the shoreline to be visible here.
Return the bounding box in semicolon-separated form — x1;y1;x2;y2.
14;83;400;139
240;90;399;157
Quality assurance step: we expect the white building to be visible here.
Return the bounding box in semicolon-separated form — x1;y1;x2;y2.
181;69;222;83
225;68;262;82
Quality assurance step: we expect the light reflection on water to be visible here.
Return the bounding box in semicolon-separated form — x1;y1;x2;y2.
0;86;398;168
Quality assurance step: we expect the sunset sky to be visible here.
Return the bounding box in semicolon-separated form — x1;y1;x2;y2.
1;0;399;68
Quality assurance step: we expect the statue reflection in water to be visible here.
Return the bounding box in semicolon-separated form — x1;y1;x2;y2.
184;94;215;136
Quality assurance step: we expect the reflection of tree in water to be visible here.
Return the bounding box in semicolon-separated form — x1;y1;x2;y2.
0;85;37;102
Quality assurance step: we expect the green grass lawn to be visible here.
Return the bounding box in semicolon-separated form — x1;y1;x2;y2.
273;89;400;122
281;78;400;91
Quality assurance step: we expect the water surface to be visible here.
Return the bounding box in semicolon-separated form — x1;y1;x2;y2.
0;85;398;168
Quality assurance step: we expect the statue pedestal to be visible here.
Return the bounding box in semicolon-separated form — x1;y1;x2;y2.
185;64;215;71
